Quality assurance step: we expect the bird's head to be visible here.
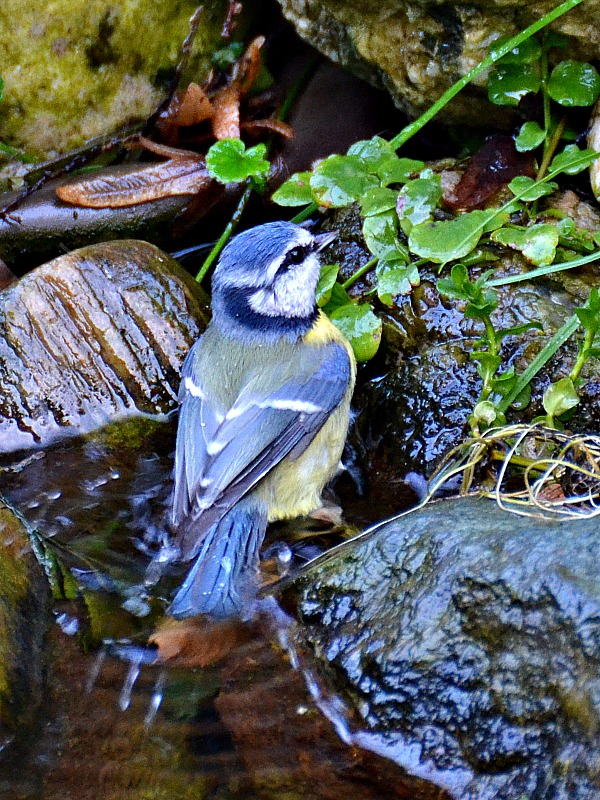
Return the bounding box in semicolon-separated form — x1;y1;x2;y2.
211;222;336;341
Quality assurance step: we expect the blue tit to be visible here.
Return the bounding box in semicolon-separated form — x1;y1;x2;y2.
169;221;356;619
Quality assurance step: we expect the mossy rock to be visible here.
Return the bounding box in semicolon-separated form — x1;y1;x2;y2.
0;0;229;158
0;503;49;744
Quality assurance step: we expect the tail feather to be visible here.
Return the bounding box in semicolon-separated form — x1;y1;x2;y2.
169;501;267;619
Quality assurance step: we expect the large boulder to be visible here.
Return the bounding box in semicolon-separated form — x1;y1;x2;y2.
276;0;600;122
0;239;209;453
283;496;600;800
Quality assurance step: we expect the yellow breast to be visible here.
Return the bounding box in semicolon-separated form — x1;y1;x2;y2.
303;311;357;380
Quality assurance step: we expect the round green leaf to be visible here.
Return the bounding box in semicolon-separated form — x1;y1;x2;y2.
329;303;382;362
377;157;425;187
310;155;379;208
542;377;580;417
515;121;546;152
409;210;497;265
271;171;314;206
491;224;559;266
362;212;407;262
549;145;599;176
316;264;340;307
488;64;541;106
548;60;600;107
206;139;269;184
376;261;420;305
360;187;399;217
347;136;396;169
396;177;442;226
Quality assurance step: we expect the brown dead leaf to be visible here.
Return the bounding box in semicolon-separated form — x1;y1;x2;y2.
176;82;214;127
150;616;252;668
211;84;241;140
56;157;211;208
242;118;295;139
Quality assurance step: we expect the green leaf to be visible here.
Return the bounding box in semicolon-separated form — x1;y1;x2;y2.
363;212;408;262
347;136;396;169
472;351;502;381
488;64;541;106
491;223;559;266
271;171;314;206
437;263;497;316
206;139;270;184
310;154;379;208
549;144;599;176
322;281;352;314
376;261;420;305
556;217;575;236
548;60;600;106
396;177;442;226
377;157;425;186
409;210;500;265
508;175;557;201
329;303;382;362
575;287;600;333
212;42;245;70
316;264;340;307
360;187;399;216
491;34;542;64
515;121;546;152
496;321;544;337
543;377;580;417
471;400;500;427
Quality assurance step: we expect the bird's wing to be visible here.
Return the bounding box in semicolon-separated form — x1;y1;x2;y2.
172;340;351;559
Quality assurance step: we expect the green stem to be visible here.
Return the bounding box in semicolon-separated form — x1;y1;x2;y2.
488;249;600;287
496;314;579;413
536;115;567;180
278;55;320;122
478;316;499;401
342;257;378;290
195;182;252;283
540;41;552;164
570;327;594;381
389;0;585;151
291;202;318;224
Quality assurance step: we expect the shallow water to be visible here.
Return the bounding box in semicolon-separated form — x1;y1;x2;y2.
0;418;423;799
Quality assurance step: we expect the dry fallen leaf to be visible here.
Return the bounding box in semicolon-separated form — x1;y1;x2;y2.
56;157;212;208
150;616;252;668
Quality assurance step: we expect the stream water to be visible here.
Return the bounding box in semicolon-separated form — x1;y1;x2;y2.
0;417;423;800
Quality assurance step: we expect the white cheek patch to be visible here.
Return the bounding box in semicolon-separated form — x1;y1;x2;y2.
249;253;320;318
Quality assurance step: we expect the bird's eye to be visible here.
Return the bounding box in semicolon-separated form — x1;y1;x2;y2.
287;246;306;264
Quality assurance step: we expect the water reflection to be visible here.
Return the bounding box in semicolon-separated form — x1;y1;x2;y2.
0;418;425;799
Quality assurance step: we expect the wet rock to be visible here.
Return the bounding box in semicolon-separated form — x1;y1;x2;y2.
0;502;50;752
283;496;600;800
276;0;600;123
0;240;209;453
0;0;228;158
0;167;226;274
325;200;600;479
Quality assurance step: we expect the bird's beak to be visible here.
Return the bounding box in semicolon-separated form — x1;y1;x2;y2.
314;230;337;251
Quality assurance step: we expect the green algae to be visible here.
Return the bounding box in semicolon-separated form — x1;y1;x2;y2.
0;0;228;158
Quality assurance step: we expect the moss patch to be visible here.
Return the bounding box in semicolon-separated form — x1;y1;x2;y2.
0;0;227;158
